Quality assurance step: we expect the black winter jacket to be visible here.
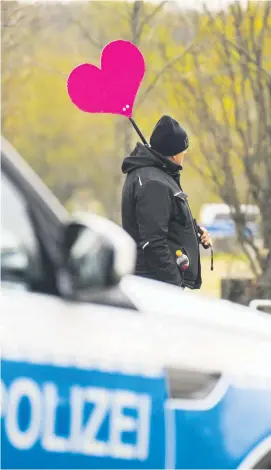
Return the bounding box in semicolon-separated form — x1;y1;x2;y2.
121;143;202;289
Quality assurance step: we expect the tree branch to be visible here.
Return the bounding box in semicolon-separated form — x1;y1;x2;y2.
138;40;200;105
137;1;168;39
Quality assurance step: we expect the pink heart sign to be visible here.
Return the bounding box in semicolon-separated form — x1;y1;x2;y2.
67;40;145;118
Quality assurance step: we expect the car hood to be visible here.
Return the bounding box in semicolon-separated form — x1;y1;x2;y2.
120;275;271;383
120;275;271;334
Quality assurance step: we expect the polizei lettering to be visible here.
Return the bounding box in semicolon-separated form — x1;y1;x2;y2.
0;378;151;460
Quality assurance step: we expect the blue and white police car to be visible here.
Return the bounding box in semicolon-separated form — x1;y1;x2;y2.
1;136;271;469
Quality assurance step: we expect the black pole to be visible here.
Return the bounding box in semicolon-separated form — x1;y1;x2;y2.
129;118;149;146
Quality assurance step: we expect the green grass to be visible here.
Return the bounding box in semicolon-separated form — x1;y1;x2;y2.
212;252;248;262
198;252;252;298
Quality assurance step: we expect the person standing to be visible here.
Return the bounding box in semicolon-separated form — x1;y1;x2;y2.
121;115;211;289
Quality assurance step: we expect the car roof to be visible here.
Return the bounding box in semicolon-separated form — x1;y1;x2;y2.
1;136;68;222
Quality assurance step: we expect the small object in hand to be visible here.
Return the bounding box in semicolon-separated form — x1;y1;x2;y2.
198;226;211;249
197;227;214;271
176;250;190;271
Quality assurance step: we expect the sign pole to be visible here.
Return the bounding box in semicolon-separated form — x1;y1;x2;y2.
129;118;149;146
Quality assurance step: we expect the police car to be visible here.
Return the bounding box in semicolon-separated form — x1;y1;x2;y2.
1;136;271;469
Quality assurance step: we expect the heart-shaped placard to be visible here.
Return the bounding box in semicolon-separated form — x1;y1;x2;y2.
67;40;145;118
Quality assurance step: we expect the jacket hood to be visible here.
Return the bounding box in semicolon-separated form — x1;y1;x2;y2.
121;143;182;175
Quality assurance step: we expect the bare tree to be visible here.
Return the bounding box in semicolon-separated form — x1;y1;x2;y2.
170;1;271;298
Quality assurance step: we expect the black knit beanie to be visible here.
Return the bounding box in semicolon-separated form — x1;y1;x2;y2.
150;115;189;157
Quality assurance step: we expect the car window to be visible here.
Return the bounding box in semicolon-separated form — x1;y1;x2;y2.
1;171;41;289
1;172;38;250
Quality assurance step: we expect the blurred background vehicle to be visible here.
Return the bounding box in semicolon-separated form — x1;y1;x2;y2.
199;202;269;306
199;203;261;251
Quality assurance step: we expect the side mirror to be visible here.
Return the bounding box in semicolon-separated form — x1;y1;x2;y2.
58;213;136;297
1;230;30;289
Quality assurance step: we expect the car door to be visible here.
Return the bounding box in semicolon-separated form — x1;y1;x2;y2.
1;290;169;469
1;153;170;469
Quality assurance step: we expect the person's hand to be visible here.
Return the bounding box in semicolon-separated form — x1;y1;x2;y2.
200;226;212;247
